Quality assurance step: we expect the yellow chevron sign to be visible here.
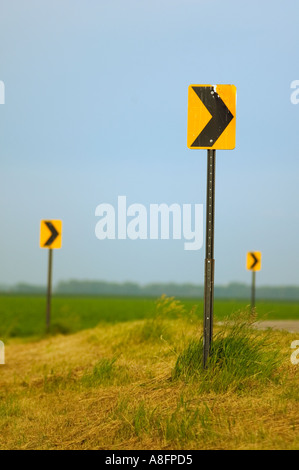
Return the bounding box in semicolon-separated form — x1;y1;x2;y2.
187;84;236;150
247;252;262;272
40;220;62;249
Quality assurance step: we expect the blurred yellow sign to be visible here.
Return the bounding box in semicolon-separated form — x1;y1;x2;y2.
40;220;62;249
247;252;261;272
187;84;236;150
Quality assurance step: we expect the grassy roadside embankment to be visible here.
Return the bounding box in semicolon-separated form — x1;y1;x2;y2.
0;296;298;450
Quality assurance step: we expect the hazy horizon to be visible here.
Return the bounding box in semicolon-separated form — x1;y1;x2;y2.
2;278;299;289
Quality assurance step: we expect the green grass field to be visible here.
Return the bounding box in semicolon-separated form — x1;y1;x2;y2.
0;294;298;339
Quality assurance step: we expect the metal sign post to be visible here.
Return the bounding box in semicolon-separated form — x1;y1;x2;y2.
40;220;63;333
251;271;256;312
46;248;53;333
187;84;236;367
203;149;216;367
246;251;261;312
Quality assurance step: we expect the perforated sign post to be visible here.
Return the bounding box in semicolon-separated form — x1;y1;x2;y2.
40;220;62;332
187;84;237;367
247;251;262;311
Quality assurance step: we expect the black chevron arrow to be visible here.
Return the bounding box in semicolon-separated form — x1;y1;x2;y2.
44;221;59;247
191;86;234;147
250;252;259;270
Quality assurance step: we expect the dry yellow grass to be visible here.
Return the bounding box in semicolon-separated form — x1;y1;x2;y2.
0;314;298;450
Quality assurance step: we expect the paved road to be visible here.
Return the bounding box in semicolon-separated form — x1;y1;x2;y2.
254;320;299;333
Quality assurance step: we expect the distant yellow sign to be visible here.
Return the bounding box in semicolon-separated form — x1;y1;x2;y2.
187;84;236;150
247;252;261;272
40;220;62;249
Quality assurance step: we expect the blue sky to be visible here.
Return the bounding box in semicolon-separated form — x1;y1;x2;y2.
0;0;298;287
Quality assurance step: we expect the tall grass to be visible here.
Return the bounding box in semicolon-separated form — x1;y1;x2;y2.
173;311;282;393
135;295;189;343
